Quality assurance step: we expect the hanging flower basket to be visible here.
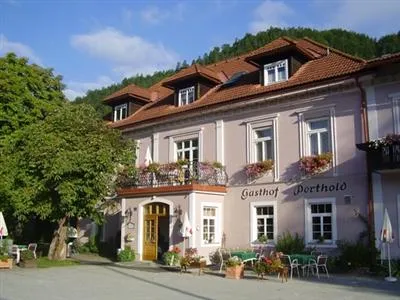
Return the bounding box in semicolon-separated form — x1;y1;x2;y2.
367;134;400;149
299;152;333;176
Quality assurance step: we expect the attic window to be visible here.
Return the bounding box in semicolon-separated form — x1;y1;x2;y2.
264;59;288;85
178;86;195;106
114;104;127;122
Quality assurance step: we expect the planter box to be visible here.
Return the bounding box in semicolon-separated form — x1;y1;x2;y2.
225;264;244;279
0;259;13;269
20;259;37;268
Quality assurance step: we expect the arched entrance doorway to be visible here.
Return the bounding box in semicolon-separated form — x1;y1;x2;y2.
142;202;170;261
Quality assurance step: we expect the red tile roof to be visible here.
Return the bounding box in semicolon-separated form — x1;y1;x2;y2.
104;84;153;104
108;37;375;129
162;63;222;87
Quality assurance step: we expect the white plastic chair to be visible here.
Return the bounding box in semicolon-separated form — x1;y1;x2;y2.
280;254;300;279
28;243;37;259
308;255;329;278
11;245;20;264
218;248;231;273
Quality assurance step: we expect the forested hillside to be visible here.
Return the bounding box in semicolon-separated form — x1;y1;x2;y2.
73;27;400;117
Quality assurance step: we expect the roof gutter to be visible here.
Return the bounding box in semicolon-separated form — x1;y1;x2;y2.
120;77;355;133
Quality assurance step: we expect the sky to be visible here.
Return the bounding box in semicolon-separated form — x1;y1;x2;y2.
1;0;399;100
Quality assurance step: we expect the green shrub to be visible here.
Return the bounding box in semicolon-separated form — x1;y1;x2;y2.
162;251;179;265
117;246;135;262
275;232;305;254
21;250;35;261
337;240;377;270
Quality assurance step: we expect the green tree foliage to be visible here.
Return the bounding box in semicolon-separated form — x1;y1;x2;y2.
377;31;400;56
75;27;400;117
0;53;66;137
0;103;135;259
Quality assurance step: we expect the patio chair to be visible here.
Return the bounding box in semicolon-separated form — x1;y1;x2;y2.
280;254;300;279
10;245;20;264
218;248;231;273
28;243;37;259
308;255;329;278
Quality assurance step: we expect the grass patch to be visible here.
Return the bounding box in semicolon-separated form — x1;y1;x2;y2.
37;257;81;268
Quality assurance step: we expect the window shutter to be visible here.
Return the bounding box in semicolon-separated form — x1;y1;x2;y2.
197;82;200;100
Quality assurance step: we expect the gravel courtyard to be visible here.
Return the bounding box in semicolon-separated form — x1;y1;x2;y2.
1;264;400;300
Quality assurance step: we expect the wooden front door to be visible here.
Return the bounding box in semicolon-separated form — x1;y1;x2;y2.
142;203;169;261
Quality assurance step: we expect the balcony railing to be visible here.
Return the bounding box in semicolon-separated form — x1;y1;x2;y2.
357;142;400;171
117;161;228;188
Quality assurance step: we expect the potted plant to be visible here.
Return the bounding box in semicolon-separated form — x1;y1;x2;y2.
244;160;274;179
299;152;332;176
257;234;268;244
162;246;181;266
20;250;37;268
225;256;244;279
0;243;12;269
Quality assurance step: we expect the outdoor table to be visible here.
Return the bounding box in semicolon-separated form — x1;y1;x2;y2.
231;251;257;264
17;245;28;251
290;254;315;265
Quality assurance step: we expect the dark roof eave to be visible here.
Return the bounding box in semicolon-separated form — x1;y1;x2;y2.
114;73;360;131
103;93;151;105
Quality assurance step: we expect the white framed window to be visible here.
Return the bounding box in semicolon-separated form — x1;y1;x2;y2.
245;114;279;181
307;118;330;155
114;104;127;121
201;202;222;247
250;201;277;245
168;129;203;163
264;59;288;85
178;86;195;106
298;105;337;174
305;198;337;247
176;138;199;162
254;127;274;161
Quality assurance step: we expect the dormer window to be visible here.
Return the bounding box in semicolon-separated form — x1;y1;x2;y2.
178;86;195;106
114;104;127;121
264;59;288;85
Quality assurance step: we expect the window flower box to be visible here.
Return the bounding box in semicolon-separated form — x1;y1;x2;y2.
244;160;274;179
367;134;400;149
299;152;332;176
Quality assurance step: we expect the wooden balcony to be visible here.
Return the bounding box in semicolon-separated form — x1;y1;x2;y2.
357;142;400;171
116;161;228;189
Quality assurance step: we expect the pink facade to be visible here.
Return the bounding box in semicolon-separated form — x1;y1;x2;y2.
101;37;400;261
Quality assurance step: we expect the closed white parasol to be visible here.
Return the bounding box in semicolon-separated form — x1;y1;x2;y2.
144;146;153;167
180;212;193;256
0;212;8;239
380;208;396;282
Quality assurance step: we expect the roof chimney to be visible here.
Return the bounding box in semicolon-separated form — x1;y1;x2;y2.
326;47;330;55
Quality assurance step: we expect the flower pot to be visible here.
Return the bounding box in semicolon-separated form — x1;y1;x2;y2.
0;258;13;269
20;259;37;268
225;264;244;279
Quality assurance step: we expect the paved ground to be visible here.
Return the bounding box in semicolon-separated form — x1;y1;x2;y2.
1;260;400;300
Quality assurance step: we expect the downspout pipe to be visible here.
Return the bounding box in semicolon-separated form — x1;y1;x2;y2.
355;77;376;265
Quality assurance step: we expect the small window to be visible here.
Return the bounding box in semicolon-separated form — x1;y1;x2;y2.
203;206;217;244
114;104;127;122
254;127;273;161
175;138;198;162
256;206;274;240
307;118;330;155
264;60;288;85
178;86;195;106
305;198;337;245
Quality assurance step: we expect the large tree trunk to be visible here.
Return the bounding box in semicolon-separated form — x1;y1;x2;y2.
48;216;68;260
